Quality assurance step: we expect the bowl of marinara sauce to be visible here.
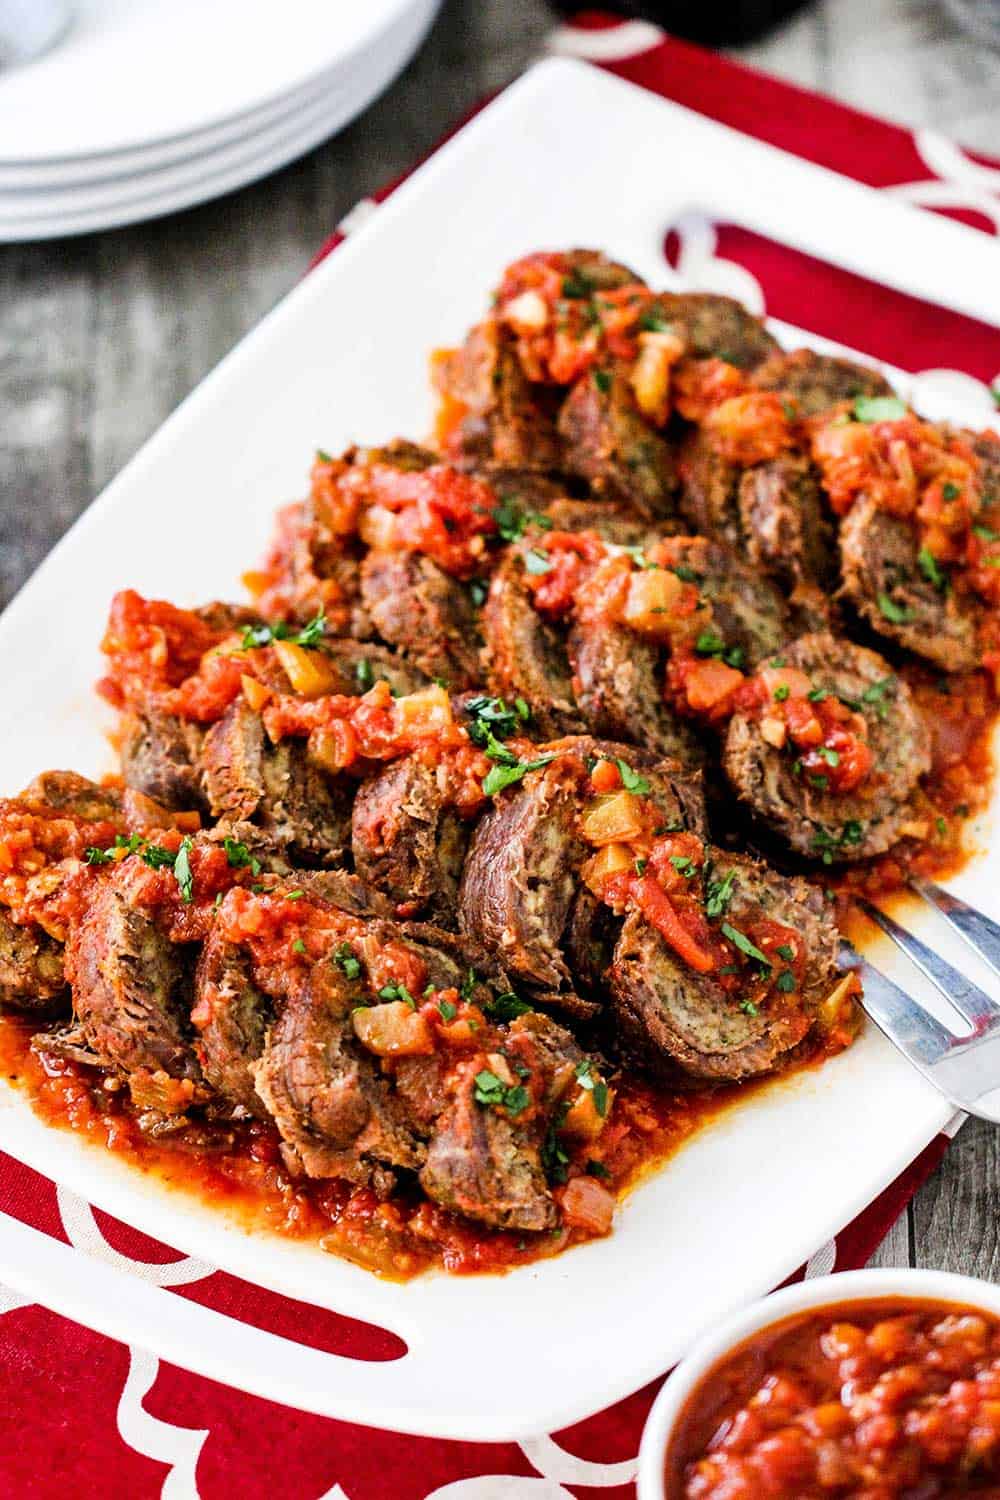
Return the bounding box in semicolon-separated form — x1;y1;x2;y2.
637;1269;1000;1499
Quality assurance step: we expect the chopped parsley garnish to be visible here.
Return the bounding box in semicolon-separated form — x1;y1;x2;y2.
292;938;306;955
485;989;533;1021
992;384;1000;411
355;658;374;690
285;890;303;900
316;448;333;463
482;751;555;797
877;592;913;624
974;523;1000;542
615;758;651;794
942;482;961;502
721;922;771;970
808;688;828;702
634;857;647;876
811;821;863;864
173;838;194;904
378;982;415;1009
241;608;326;651
574;1058;609;1116
333;942;361;980
776;944;795;961
561;269;594;299
671;564;699;583
670;855;696;878
740;999;760;1016
593;368;612;394
639;309;672;333
492;498;552;542
465;693;529;746
773;684;790;702
474;1068;530;1116
542;1123;570;1184
696;631;726;657
776;970;796;993
817;746;840;767
84;845;114;865
936;816;948;839
853;395;907;423
141;843;176;870
918;547;948;592
810;775;829;791
437;998;458;1022
586;1159;611;1179
469;579;488;608
461;969;478;1001
524;547;552;576
223;837;261;876
705;869;736;919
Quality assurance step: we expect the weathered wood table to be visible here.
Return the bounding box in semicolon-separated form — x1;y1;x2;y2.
1;0;997;1277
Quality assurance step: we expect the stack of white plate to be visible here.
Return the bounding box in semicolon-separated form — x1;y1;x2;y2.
0;0;441;241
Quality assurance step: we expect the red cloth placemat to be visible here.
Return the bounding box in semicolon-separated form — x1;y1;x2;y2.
2;19;999;1498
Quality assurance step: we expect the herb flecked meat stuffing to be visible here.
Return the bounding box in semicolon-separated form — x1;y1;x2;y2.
1;246;998;1277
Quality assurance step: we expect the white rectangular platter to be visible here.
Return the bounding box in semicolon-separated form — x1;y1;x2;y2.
1;57;999;1442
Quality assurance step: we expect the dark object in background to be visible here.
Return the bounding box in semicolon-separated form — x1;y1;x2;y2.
547;0;814;46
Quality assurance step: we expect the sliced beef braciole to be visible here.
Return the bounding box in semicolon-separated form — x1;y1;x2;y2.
66;877;201;1101
676;426;742;550
752;348;894;417
542;497;667;548
660;535;790;668
459;738;704;1014
352;752;471;923
737;451;839;604
120;710;205;811
191;929;271;1117
610;850;838;1084
654;291;780;370
360;549;483;691
482;543;585;737
19;770;122;823
0;907;67;1013
200;700;352;865
253;958;425;1185
723;632;931;861
419;1008;605;1233
317;639;429;699
433;320;563;471
839;495;980;672
558;368;678;519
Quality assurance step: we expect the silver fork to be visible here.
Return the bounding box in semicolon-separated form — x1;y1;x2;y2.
839;881;1000;1124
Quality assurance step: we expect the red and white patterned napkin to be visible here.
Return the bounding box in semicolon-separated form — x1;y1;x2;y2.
2;17;999;1498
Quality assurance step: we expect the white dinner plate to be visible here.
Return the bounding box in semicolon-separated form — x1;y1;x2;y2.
0;59;998;1441
0;0;426;162
0;0;440;241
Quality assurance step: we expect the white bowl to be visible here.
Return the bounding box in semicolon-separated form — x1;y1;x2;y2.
637;1267;1000;1500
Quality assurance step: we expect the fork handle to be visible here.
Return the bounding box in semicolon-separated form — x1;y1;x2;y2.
911;878;1000;986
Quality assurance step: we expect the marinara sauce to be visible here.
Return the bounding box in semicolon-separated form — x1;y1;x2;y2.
666;1298;1000;1498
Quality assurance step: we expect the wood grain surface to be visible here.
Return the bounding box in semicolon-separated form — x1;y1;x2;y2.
1;0;997;1275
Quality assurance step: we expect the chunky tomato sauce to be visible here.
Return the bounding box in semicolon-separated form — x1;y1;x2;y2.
666;1298;1000;1498
0;1013;823;1281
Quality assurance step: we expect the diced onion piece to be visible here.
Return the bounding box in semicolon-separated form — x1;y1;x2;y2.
581;790;646;846
503;289;548;331
560;1175;616;1236
393;684;453;737
273;640;338;698
561;1086;611;1143
760;715;787;749
352;1001;433;1057
580;842;634;896
621;568;684;636
899;819;930;840
630;330;684;426
358;505;398;551
485;1052;517;1086
241;674;273;712
759;665;812;701
815;974;860;1035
